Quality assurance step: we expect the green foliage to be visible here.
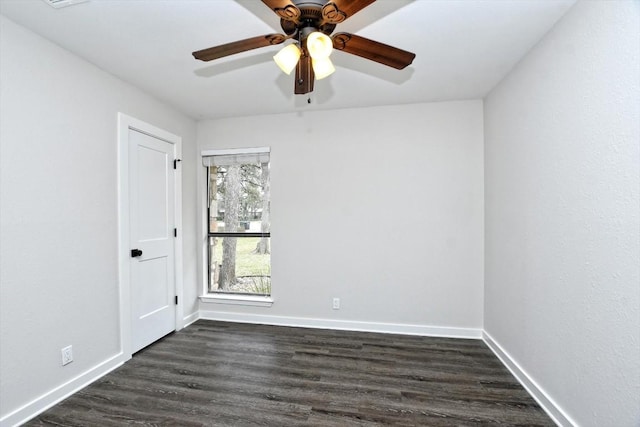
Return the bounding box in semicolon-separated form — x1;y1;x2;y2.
213;237;270;277
247;276;271;295
216;164;265;222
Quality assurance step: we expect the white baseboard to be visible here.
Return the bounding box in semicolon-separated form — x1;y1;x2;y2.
198;310;482;339
3;317;571;427
182;311;199;328
482;331;576;427
0;353;125;427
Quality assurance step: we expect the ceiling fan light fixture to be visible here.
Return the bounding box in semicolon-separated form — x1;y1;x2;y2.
306;31;333;59
192;1;416;96
312;57;335;80
273;44;301;75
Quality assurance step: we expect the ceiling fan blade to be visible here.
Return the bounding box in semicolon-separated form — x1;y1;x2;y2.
332;32;415;70
261;0;301;23
294;54;315;95
193;34;287;62
321;0;375;24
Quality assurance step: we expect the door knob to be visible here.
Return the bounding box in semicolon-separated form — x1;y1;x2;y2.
130;249;143;258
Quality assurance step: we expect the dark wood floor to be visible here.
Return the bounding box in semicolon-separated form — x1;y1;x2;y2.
27;320;553;426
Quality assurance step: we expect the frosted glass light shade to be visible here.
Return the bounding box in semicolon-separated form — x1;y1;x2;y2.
307;32;333;59
273;44;301;75
312;57;335;80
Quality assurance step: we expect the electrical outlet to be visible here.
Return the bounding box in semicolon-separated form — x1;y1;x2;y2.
332;297;340;310
61;345;73;366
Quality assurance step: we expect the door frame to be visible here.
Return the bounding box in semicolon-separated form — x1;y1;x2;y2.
117;113;183;360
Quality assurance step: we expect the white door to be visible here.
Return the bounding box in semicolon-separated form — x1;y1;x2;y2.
129;129;176;353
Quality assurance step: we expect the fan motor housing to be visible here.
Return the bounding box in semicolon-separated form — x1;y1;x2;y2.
280;0;336;36
292;0;326;11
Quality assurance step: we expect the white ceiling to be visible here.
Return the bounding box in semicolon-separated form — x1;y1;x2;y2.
0;0;576;120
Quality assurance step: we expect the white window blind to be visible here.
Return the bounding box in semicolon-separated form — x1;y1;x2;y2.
202;148;270;167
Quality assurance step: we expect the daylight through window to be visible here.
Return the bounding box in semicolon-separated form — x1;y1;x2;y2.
204;150;270;296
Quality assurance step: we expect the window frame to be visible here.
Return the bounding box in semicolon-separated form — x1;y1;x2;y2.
199;147;273;307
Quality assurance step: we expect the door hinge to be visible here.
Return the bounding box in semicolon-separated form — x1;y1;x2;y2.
173;159;181;169
175;295;178;305
174;228;177;237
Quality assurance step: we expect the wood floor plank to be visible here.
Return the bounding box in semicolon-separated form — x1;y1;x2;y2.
26;320;553;426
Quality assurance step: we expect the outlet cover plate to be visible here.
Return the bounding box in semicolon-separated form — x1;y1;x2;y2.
61;345;73;365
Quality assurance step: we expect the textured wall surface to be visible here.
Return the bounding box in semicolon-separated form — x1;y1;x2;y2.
484;1;639;425
198;101;485;331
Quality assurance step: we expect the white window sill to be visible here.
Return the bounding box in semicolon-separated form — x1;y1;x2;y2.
199;293;273;307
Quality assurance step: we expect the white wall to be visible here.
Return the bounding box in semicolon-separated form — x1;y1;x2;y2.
197;101;484;333
0;16;198;424
484;1;639;426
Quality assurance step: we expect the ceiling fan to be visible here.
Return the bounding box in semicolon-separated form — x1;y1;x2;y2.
192;0;416;95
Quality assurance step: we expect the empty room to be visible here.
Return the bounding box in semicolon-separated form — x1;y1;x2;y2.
0;0;638;426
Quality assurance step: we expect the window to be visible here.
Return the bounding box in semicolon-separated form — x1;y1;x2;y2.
204;149;270;296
